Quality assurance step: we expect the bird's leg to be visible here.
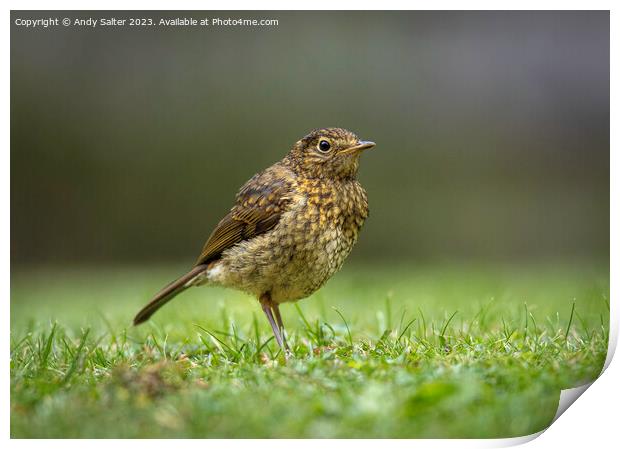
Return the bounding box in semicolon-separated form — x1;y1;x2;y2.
259;293;285;349
271;303;290;351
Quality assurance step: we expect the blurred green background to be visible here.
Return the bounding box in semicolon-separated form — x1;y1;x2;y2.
10;11;610;439
11;11;608;268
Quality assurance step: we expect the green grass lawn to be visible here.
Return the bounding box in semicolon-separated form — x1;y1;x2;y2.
10;262;609;438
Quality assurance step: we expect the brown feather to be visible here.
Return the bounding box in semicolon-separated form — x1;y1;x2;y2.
195;170;293;266
133;265;207;325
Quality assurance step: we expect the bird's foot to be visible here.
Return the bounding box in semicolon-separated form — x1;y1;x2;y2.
259;293;286;350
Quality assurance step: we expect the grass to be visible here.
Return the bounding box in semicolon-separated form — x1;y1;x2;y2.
10;262;609;438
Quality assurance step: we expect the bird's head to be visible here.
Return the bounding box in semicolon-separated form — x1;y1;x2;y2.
287;128;376;180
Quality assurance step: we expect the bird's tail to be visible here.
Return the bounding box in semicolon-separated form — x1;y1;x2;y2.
133;264;207;325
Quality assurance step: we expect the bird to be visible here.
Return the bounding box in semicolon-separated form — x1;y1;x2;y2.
133;127;376;350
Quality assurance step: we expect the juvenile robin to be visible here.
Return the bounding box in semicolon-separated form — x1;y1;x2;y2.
133;128;376;349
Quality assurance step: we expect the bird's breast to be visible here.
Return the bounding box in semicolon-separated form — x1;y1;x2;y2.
294;178;369;274
212;178;369;303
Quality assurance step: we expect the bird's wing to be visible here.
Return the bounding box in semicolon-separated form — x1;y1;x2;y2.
195;167;294;266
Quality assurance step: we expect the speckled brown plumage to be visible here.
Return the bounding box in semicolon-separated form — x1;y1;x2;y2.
133;128;376;349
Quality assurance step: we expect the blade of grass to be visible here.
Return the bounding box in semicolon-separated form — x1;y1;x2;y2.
333;307;353;347
194;324;238;357
564;300;576;342
38;322;57;370
398;318;417;341
418;307;427;339
62;328;90;385
440;311;458;338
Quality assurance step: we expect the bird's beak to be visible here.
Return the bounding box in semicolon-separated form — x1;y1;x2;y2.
341;140;376;155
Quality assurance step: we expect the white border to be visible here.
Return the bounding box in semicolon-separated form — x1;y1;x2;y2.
3;0;618;10
4;2;616;448
1;0;614;11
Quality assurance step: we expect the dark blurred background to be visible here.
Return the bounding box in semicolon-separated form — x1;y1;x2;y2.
11;11;609;268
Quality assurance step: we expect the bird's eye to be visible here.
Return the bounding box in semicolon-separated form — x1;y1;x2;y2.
318;140;331;152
